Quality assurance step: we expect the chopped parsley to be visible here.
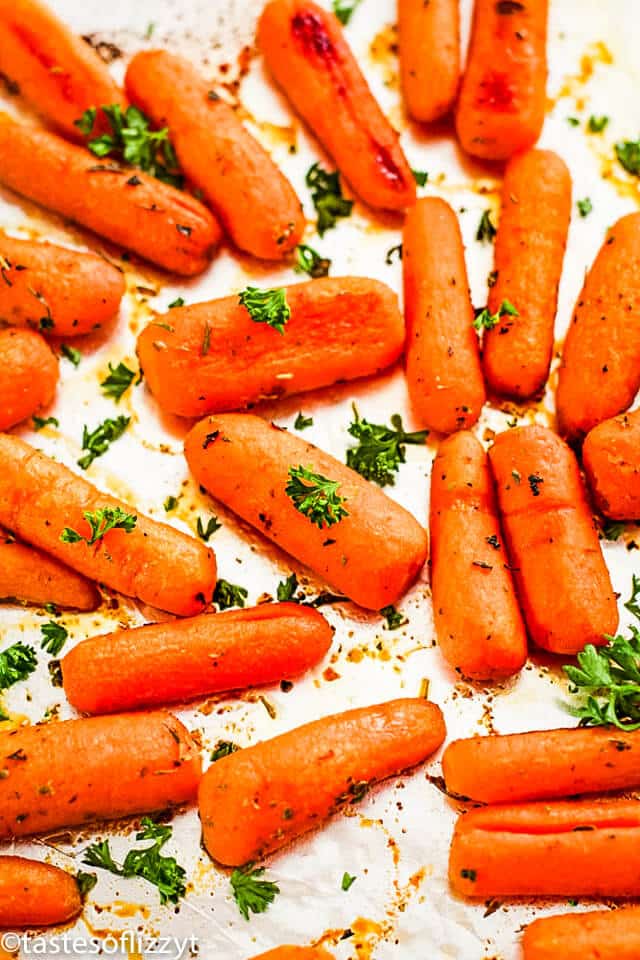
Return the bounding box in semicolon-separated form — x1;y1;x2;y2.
473;299;519;332
101;362;136;402
616;139;640;177
380;605;408;630
61;343;81;366
40;621;69;656
213;579;248;610
163;495;179;512
604;521;626;541
305;163;353;236
577;197;593;218
341;872;357;891
239;286;290;334
196;515;221;541
77;415;130;469
476;209;497;243
277;572;301;602
75;872;98;898
412;169;428;187
230;864;280;921
294;412;314;431
385;244;403;265
61;506;137;546
295;244;331;278
285;465;348;528
32;415;59;431
588;115;609;133
168;296;185;308
346;407;428;487
211;740;240;762
567;116;580;127
0;642;37;690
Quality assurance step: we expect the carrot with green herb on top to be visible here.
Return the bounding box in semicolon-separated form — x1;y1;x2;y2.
483;149;572;399
583;409;640;520
430;432;527;679
250;949;335;960
455;0;548;160
488;425;618;654
0;529;99;610
0;113;221;276
0;433;217;616
137;278;403;418
199;698;445;865
404;197;485;433
0;328;58;431
0;856;83;927
185;414;428;611
0;233;124;336
398;0;460;123
557;212;640;444
258;0;415;212
522;906;640;960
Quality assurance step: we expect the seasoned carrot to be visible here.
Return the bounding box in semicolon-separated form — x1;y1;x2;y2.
62;603;333;714
450;798;640;898
583;409;640;520
0;433;217;616
430;432;527;679
185;414;428;611
0;0;125;141
0;232;124;336
404;198;485;433
0;528;99;610
522;907;640;960
398;0;460;123
137;278;403;418
0;856;82;927
251;950;334;960
0;711;201;838
199;698;445;865
557;213;640;443
0;113;220;276
125;50;304;260
483;149;571;399
0;328;58;431
455;0;548;160
258;0;415;212
488;425;617;654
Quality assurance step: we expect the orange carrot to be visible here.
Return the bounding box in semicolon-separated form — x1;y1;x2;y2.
0;433;217;616
522;907;640;960
125;50;304;260
488;425;618;654
430;432;527;679
583;409;640;520
0;856;82;927
0;711;201;838
0;232;124;336
455;0;548;159
0;113;221;276
557;213;640;443
404;198;485;434
199;698;445;865
258;0;416;211
137;277;403;418
251;950;335;960
0;528;99;610
0;328;58;431
185;414;428;611
450;798;640;898
483;149;572;399
62;603;333;714
398;0;460;123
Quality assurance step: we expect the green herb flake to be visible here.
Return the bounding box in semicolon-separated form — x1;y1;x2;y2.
305;162;353;236
277;572;300;603
211;740;240;762
40;621;68;656
604;521;626;541
285;465;348;528
168;297;185;308
77;415;130;469
196;515;221;541
341;872;357;891
412;169;428;187
347;406;428;487
476;209;497;243
32;415;59;431
76;872;98;898
0;643;37;691
473;299;519;332
380;605;408;630
588;115;609;133
230;864;280;921
213;579;248;610
295;244;331;278
61;343;81;366
101;362;136;402
294;412;313;431
239;286;290;334
616;139;640;177
577;197;593;218
61;506;137;546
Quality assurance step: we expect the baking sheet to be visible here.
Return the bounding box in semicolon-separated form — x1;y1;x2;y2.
1;0;640;956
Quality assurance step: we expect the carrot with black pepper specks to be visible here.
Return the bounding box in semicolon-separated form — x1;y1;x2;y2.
583;409;640;520
0;328;58;431
0;856;82;927
522;907;640;960
399;0;460;123
0;528;99;610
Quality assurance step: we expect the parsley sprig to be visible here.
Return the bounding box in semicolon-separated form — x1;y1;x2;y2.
286;465;348;528
239;286;291;334
230;864;280;920
40;621;69;656
346;407;428;487
213;579;248;610
101;362;136;402
305;163;353;236
473;299;519;332
78;415;130;469
61;507;137;546
0;642;37;690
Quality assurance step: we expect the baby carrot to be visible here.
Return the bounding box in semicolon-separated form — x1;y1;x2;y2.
0;328;58;431
488;425;618;654
62;603;333;714
258;0;416;212
0;711;201;838
450;798;640;898
184;414;428;611
483;149;572;399
0;232;124;336
0;529;99;610
404;198;485;433
0;856;82;927
0;433;217;616
583;409;640;520
455;0;548;159
0;113;221;276
430;432;527;679
398;0;459;123
137;277;403;418
199;698;445;865
557;213;640;443
523;907;640;960
251;950;335;960
0;0;125;140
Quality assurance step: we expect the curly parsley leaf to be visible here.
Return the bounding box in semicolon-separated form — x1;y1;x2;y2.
40;621;69;656
230;864;280;921
295;244;331;278
346;407;428;487
277;572;301;603
0;642;37;691
473;299;519;332
239;286;290;334
61;506;137;546
285;465;348;528
213;579;248;610
78;415;130;469
101;362;136;402
197;515;221;542
305;163;353;236
381;605;408;630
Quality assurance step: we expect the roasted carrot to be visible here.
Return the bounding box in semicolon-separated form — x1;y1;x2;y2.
0;711;201;838
0;433;217;616
251;949;335;960
62;603;333;714
137;278;403;418
0;328;58;431
0;528;99;610
430;432;527;679
0;856;82;927
0;233;124;336
488;425;618;654
522;907;640;960
483;149;571;399
398;0;459;123
455;0;548;160
404;198;485;433
557;213;640;443
258;0;415;212
583;409;640;520
0;113;221;276
184;414;428;611
450;798;640;898
199;698;445;865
